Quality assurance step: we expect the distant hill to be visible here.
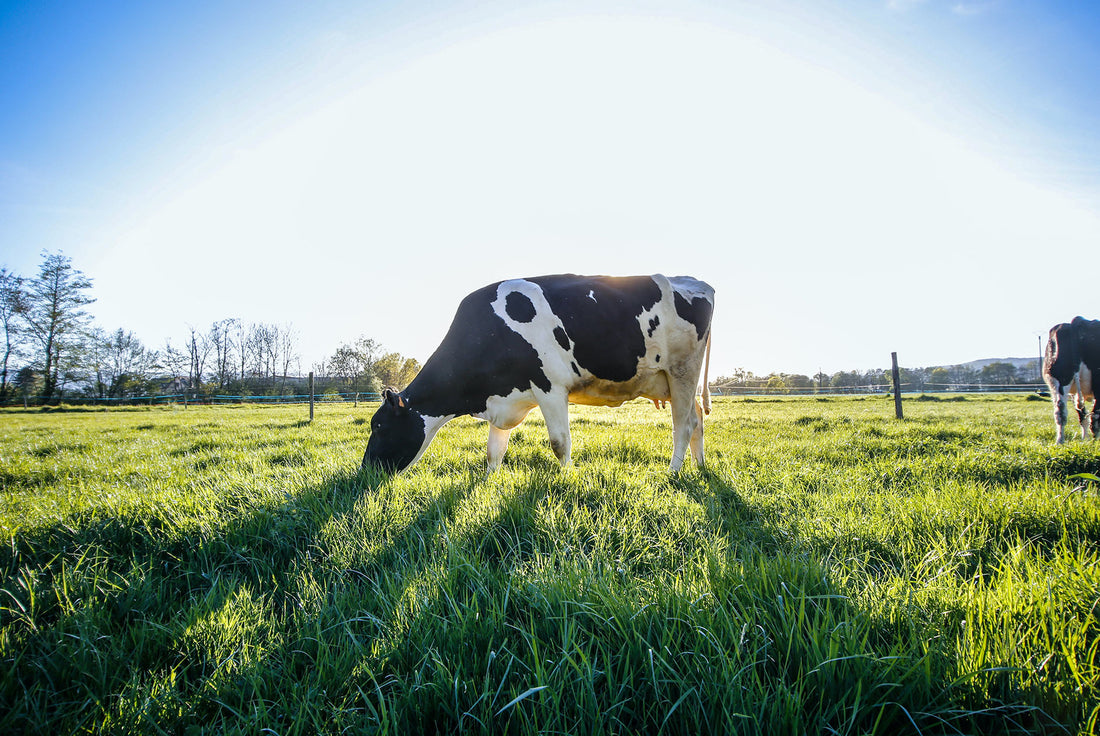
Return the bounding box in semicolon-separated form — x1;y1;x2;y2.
956;357;1038;370
955;357;1040;371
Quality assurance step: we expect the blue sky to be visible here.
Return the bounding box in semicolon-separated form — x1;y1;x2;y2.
2;0;1099;376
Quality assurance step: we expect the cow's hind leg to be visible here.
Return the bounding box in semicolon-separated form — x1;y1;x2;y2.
1052;384;1068;444
669;377;703;472
487;424;512;471
537;390;572;466
688;398;705;468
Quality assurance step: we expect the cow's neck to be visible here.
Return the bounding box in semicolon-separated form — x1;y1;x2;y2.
402;361;488;419
402;372;466;420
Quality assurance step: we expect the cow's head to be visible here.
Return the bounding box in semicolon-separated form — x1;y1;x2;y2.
362;388;426;473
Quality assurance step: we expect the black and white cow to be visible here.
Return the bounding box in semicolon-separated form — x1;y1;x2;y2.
363;274;714;473
1042;316;1100;444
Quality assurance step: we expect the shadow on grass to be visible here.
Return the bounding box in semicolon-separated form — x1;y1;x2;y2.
666;465;1062;735
0;462;393;728
0;454;1075;734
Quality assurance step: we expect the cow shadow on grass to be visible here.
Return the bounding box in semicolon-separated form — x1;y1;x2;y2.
0;452;1070;734
2;444;566;732
0;460;399;730
665;465;1063;735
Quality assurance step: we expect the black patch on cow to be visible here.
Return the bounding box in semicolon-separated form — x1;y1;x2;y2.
647;316;660;337
1073;316;1100;368
674;292;713;341
403;283;551;418
655;354;660;363
571;362;581;376
505;291;537;323
531;274;662;382
1045;323;1077;386
553;326;570;351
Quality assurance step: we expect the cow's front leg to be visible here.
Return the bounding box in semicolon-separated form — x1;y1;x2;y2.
487;424;512;471
1076;393;1090;440
537;391;572;466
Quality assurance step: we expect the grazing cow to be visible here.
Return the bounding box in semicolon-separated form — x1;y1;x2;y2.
363;274;714;473
1042;316;1100;443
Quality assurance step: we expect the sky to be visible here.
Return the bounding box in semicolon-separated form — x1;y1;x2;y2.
2;0;1099;378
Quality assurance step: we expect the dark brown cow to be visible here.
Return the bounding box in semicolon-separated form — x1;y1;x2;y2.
1042;316;1100;443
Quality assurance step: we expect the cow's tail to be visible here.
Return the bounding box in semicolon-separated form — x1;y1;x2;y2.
702;331;712;415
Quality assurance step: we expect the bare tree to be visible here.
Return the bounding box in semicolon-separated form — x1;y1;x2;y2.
85;326;109;398
0;267;26;399
246;323;272;385
162;338;189;390
208;319;237;390
234;319;248;385
277;323;299;392
103;328;156;397
22;252;95;400
234;322;299;392
187;325;213;391
262;323;279;383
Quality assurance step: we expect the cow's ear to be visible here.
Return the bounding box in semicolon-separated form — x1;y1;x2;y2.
383;387;407;413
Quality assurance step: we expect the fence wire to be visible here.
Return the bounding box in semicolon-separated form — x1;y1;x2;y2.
709;382;1047;397
1;391;384;408
2;383;1052;408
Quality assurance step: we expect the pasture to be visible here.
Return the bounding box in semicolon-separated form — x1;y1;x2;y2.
1;395;1098;734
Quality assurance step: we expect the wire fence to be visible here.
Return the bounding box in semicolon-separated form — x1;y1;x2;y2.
0;391;384;408
1;383;1052;408
710;382;1048;397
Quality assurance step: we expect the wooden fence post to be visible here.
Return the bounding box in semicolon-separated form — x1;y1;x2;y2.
309;372;315;422
891;352;903;420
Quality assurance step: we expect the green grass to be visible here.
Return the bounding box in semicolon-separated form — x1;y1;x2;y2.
1;395;1098;734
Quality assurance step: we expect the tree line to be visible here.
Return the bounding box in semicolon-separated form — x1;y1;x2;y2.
712;360;1042;395
0;252;420;404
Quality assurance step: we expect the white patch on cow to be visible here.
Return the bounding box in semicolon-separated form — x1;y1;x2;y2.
668;275;713;303
479;387;538;430
491;280;579;388
405;413;454;470
1078;362;1094;399
1076;362;1095;439
588;289;597;302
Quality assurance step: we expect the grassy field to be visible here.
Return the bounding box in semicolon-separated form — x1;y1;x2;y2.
1;395;1098;734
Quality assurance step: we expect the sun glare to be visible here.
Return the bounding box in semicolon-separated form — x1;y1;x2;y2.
98;12;1100;373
